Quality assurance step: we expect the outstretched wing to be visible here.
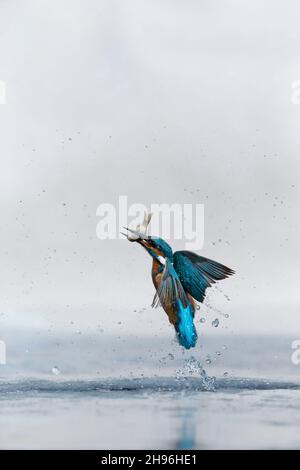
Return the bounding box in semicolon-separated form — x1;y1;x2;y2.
152;258;189;310
173;250;234;303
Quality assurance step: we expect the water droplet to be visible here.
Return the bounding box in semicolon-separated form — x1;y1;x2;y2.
225;314;229;318
175;356;215;390
212;318;219;328
200;317;206;323
221;345;227;350
52;366;60;375
205;358;211;364
168;353;174;360
196;304;200;310
223;371;229;377
216;351;221;356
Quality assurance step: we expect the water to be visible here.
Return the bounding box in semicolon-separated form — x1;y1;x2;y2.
1;331;300;449
51;366;61;376
212;318;220;328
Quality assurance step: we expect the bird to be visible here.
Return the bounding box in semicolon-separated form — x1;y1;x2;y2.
123;220;234;350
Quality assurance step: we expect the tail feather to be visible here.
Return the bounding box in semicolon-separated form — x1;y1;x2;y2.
175;300;197;349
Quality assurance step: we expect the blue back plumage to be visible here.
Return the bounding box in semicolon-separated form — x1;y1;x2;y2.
152;258;197;349
175;299;197;349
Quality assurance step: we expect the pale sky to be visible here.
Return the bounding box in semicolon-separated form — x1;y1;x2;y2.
0;0;299;337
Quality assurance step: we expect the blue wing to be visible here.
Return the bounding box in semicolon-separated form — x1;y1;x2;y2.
152;258;188;309
173;250;234;303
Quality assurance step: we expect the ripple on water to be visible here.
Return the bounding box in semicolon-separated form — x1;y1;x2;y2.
1;376;300;396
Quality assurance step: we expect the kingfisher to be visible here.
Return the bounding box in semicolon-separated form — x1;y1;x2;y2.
123;214;234;350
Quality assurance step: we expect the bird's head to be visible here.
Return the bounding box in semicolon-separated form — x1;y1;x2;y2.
122;228;173;262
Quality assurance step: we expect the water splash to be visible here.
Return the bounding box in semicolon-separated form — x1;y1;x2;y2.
1;377;300;394
214;285;231;301
52;366;61;375
176;356;216;391
204;301;229;319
